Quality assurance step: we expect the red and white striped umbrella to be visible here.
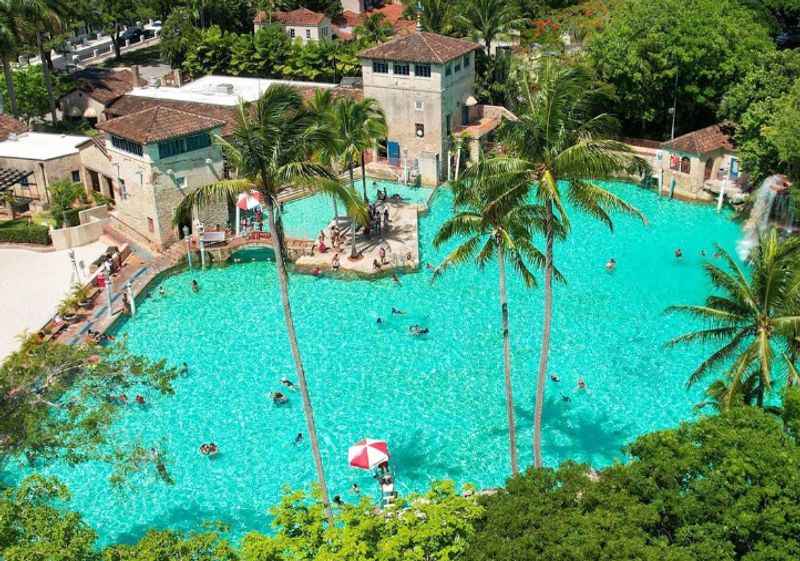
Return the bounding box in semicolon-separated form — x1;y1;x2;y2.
236;190;263;210
348;438;389;470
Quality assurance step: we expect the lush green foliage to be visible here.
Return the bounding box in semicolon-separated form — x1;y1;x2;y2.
464;406;800;561
0;337;179;483
0;65;71;124
588;0;775;138
0;219;50;244
181;25;361;81
160;7;200;68
48;180;86;228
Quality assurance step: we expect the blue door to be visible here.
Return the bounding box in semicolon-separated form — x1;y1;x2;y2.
387;141;400;166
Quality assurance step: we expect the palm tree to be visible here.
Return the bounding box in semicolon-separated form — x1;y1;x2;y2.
0;1;18;115
17;0;70;124
330;96;387;258
455;0;524;55
174;85;365;527
403;0;455;34
433;161;548;475
490;57;647;468
666;230;800;409
354;13;393;45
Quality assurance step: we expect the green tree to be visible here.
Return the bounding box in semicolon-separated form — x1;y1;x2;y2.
252;24;292;77
0;64;72;125
47;178;85;228
433;166;545;475
241;481;483;561
0;0;19;115
402;0;455;34
160;7;200;69
455;0;524;54
666;230;800;409
588;0;775;138
182;25;234;78
495;57;645;467
353;13;393;45
102;526;238;561
0;336;179;481
328;96;387;258
173;85;366;527
464;407;800;561
719;50;800;185
99;0;148;60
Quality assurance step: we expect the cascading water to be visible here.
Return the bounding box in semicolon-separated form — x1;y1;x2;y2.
736;174;787;259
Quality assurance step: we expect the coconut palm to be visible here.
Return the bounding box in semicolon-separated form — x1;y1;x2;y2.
433;161;550;475
16;0;70;124
455;0;524;55
174;85;365;527
403;0;455;34
354;13;393;45
0;1;18;115
329;96;387;258
489;57;647;468
667;230;800;409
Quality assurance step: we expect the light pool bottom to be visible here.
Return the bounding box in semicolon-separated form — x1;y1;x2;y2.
28;182;742;545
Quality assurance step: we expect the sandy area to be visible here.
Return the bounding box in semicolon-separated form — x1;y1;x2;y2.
0;242;107;360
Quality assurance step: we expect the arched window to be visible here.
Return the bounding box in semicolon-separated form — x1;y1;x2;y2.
680;156;691;174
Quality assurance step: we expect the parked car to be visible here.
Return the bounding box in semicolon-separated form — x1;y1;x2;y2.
119;27;143;43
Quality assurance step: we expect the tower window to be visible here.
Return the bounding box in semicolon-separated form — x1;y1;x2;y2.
414;64;431;77
373;60;388;73
393;63;410;75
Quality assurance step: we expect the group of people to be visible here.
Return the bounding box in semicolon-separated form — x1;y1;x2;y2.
87;328;114;344
549;374;588;402
199;442;219;456
604;246;725;272
270;377;298;406
109;393;146;405
318;226;346;254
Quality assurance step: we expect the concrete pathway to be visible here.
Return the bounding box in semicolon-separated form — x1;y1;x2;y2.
0;242;107;359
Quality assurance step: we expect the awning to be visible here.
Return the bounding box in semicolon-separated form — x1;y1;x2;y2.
0;168;33;191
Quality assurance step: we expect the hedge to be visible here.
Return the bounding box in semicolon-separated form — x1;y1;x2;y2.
0;220;51;245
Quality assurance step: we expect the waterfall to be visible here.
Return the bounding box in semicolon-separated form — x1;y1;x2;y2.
736;175;784;260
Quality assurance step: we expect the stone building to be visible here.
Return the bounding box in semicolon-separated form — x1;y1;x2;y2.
659;122;743;202
59;67;144;124
254;8;332;43
359;31;487;185
96;106;228;248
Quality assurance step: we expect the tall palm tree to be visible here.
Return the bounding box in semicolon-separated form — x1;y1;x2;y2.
490;57;647;468
455;0;524;55
330;96;387;258
354;13;394;45
403;0;455;34
667;230;800;409
433;161;549;475
174;85;365;527
17;0;69;124
0;1;18;115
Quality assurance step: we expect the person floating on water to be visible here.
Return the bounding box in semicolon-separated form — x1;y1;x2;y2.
159;286;166;297
700;249;706;257
391;307;405;315
271;391;289;405
280;377;297;391
409;324;429;336
180;362;189;375
605;258;616;271
192;280;200;293
376;317;383;324
561;394;571;402
333;495;344;505
199;442;219;456
577;377;587;391
351;483;360;494
294;432;303;445
550;374;560;382
674;248;683;259
135;394;145;405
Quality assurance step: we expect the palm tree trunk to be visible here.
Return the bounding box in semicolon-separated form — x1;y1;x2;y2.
349;166;358;259
454;142;462;181
533;202;554;469
265;196;334;527
360;152;368;202
2;56;17;115
36;33;57;124
498;247;519;475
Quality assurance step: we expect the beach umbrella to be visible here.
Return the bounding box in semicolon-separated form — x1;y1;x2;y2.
348;438;389;470
235;191;264;236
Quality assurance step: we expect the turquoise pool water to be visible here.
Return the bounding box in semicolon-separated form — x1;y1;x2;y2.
30;181;742;545
273;179;432;239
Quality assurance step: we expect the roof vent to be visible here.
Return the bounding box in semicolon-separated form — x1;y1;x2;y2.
216;83;234;95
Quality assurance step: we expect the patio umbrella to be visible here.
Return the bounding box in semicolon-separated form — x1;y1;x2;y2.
348;438;389;470
235;191;264;236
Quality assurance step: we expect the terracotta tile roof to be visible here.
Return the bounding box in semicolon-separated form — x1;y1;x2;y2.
0;114;27;141
67;68;145;105
263;7;327;26
333;10;361;27
359;31;480;63
97;105;225;144
106;86;363;138
621;137;662;150
661;122;736;155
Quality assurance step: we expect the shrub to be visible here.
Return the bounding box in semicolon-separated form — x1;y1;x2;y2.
0;220;50;244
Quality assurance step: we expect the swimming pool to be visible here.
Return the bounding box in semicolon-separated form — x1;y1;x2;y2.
276;179;433;239
29;181;742;545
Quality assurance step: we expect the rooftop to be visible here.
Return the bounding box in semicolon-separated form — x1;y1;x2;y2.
0;132;90;160
359;31;480;64
661;122;736;154
97;106;226;144
269;7;328;26
0;114;27;142
67;68;144;104
128;75;338;107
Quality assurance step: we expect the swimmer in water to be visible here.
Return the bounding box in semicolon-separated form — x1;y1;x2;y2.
561;394;571;402
700;249;706;257
605;258;616;271
280;377;297;390
674;248;683;258
391;307;405;315
351;483;360;494
550;374;560;382
294;432;303;445
159;286;166;297
191;280;200;293
577;377;587;390
392;272;400;284
376;317;383;324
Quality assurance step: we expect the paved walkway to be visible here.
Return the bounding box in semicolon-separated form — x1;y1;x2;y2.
0;242;107;359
